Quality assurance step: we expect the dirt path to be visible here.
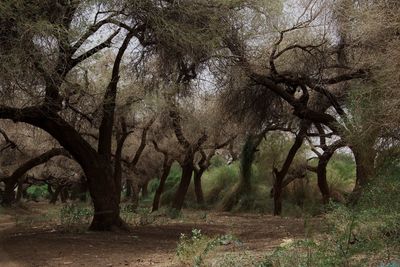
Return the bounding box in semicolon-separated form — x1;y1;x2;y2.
0;207;320;267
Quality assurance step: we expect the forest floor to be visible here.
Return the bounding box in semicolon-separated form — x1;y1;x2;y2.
0;202;322;267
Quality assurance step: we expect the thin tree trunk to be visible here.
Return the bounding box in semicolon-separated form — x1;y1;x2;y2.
172;160;194;211
152;160;172;212
194;169;205;205
220;135;257;211
317;155;331;204
125;180;133;198
141;181;148;198
60;188;69;203
273;121;309;215
50;186;63;204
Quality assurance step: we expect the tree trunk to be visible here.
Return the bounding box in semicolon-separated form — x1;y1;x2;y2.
152;160;172;212
2;180;15;206
141;180;148;198
172;160;194;211
273;121;309;215
85;162;124;231
47;184;54;200
273;176;283;216
78;176;87;202
317;155;331;204
220;135;256;211
194;169;205;205
50;186;63;204
125;179;133;198
350;146;376;204
60;188;69;203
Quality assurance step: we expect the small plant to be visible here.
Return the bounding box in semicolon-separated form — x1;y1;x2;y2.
59;203;93;229
176;228;238;266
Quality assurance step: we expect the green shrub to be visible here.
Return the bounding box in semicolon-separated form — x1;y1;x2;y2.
203;163;239;205
260;166;400;267
26;185;49;201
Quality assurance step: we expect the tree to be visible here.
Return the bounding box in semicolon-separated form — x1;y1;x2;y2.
0;1;153;230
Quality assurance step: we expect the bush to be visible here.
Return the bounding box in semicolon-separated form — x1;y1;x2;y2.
202;163;239;205
259;165;400;267
176;228;238;266
26;185;49;201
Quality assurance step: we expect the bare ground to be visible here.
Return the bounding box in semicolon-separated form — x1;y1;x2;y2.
0;203;322;267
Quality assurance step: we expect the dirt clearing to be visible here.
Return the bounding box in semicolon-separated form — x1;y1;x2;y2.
0;203;321;267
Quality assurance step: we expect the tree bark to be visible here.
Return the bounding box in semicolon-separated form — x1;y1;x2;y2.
172;158;194;211
152;159;172;212
2;180;16;206
220;134;258;211
350;145;376;204
85;159;124;231
317;155;331;204
141;180;148;198
273;121;309;215
50;185;63;204
194;169;205;205
125;180;133;198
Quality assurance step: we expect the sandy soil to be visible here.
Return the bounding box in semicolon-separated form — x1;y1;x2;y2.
0;203;321;267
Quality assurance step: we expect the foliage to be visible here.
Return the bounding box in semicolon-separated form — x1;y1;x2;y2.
259;167;400;267
59;203;93;228
26;185;49;201
176;228;238;267
120;205;156;226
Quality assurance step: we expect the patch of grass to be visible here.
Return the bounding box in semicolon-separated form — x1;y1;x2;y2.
59;203;92;231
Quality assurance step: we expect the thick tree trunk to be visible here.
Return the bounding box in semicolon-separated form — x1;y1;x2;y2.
350;146;376;204
152;160;172;212
172;161;194;211
2;180;15;206
194;169;205;205
85;161;124;231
